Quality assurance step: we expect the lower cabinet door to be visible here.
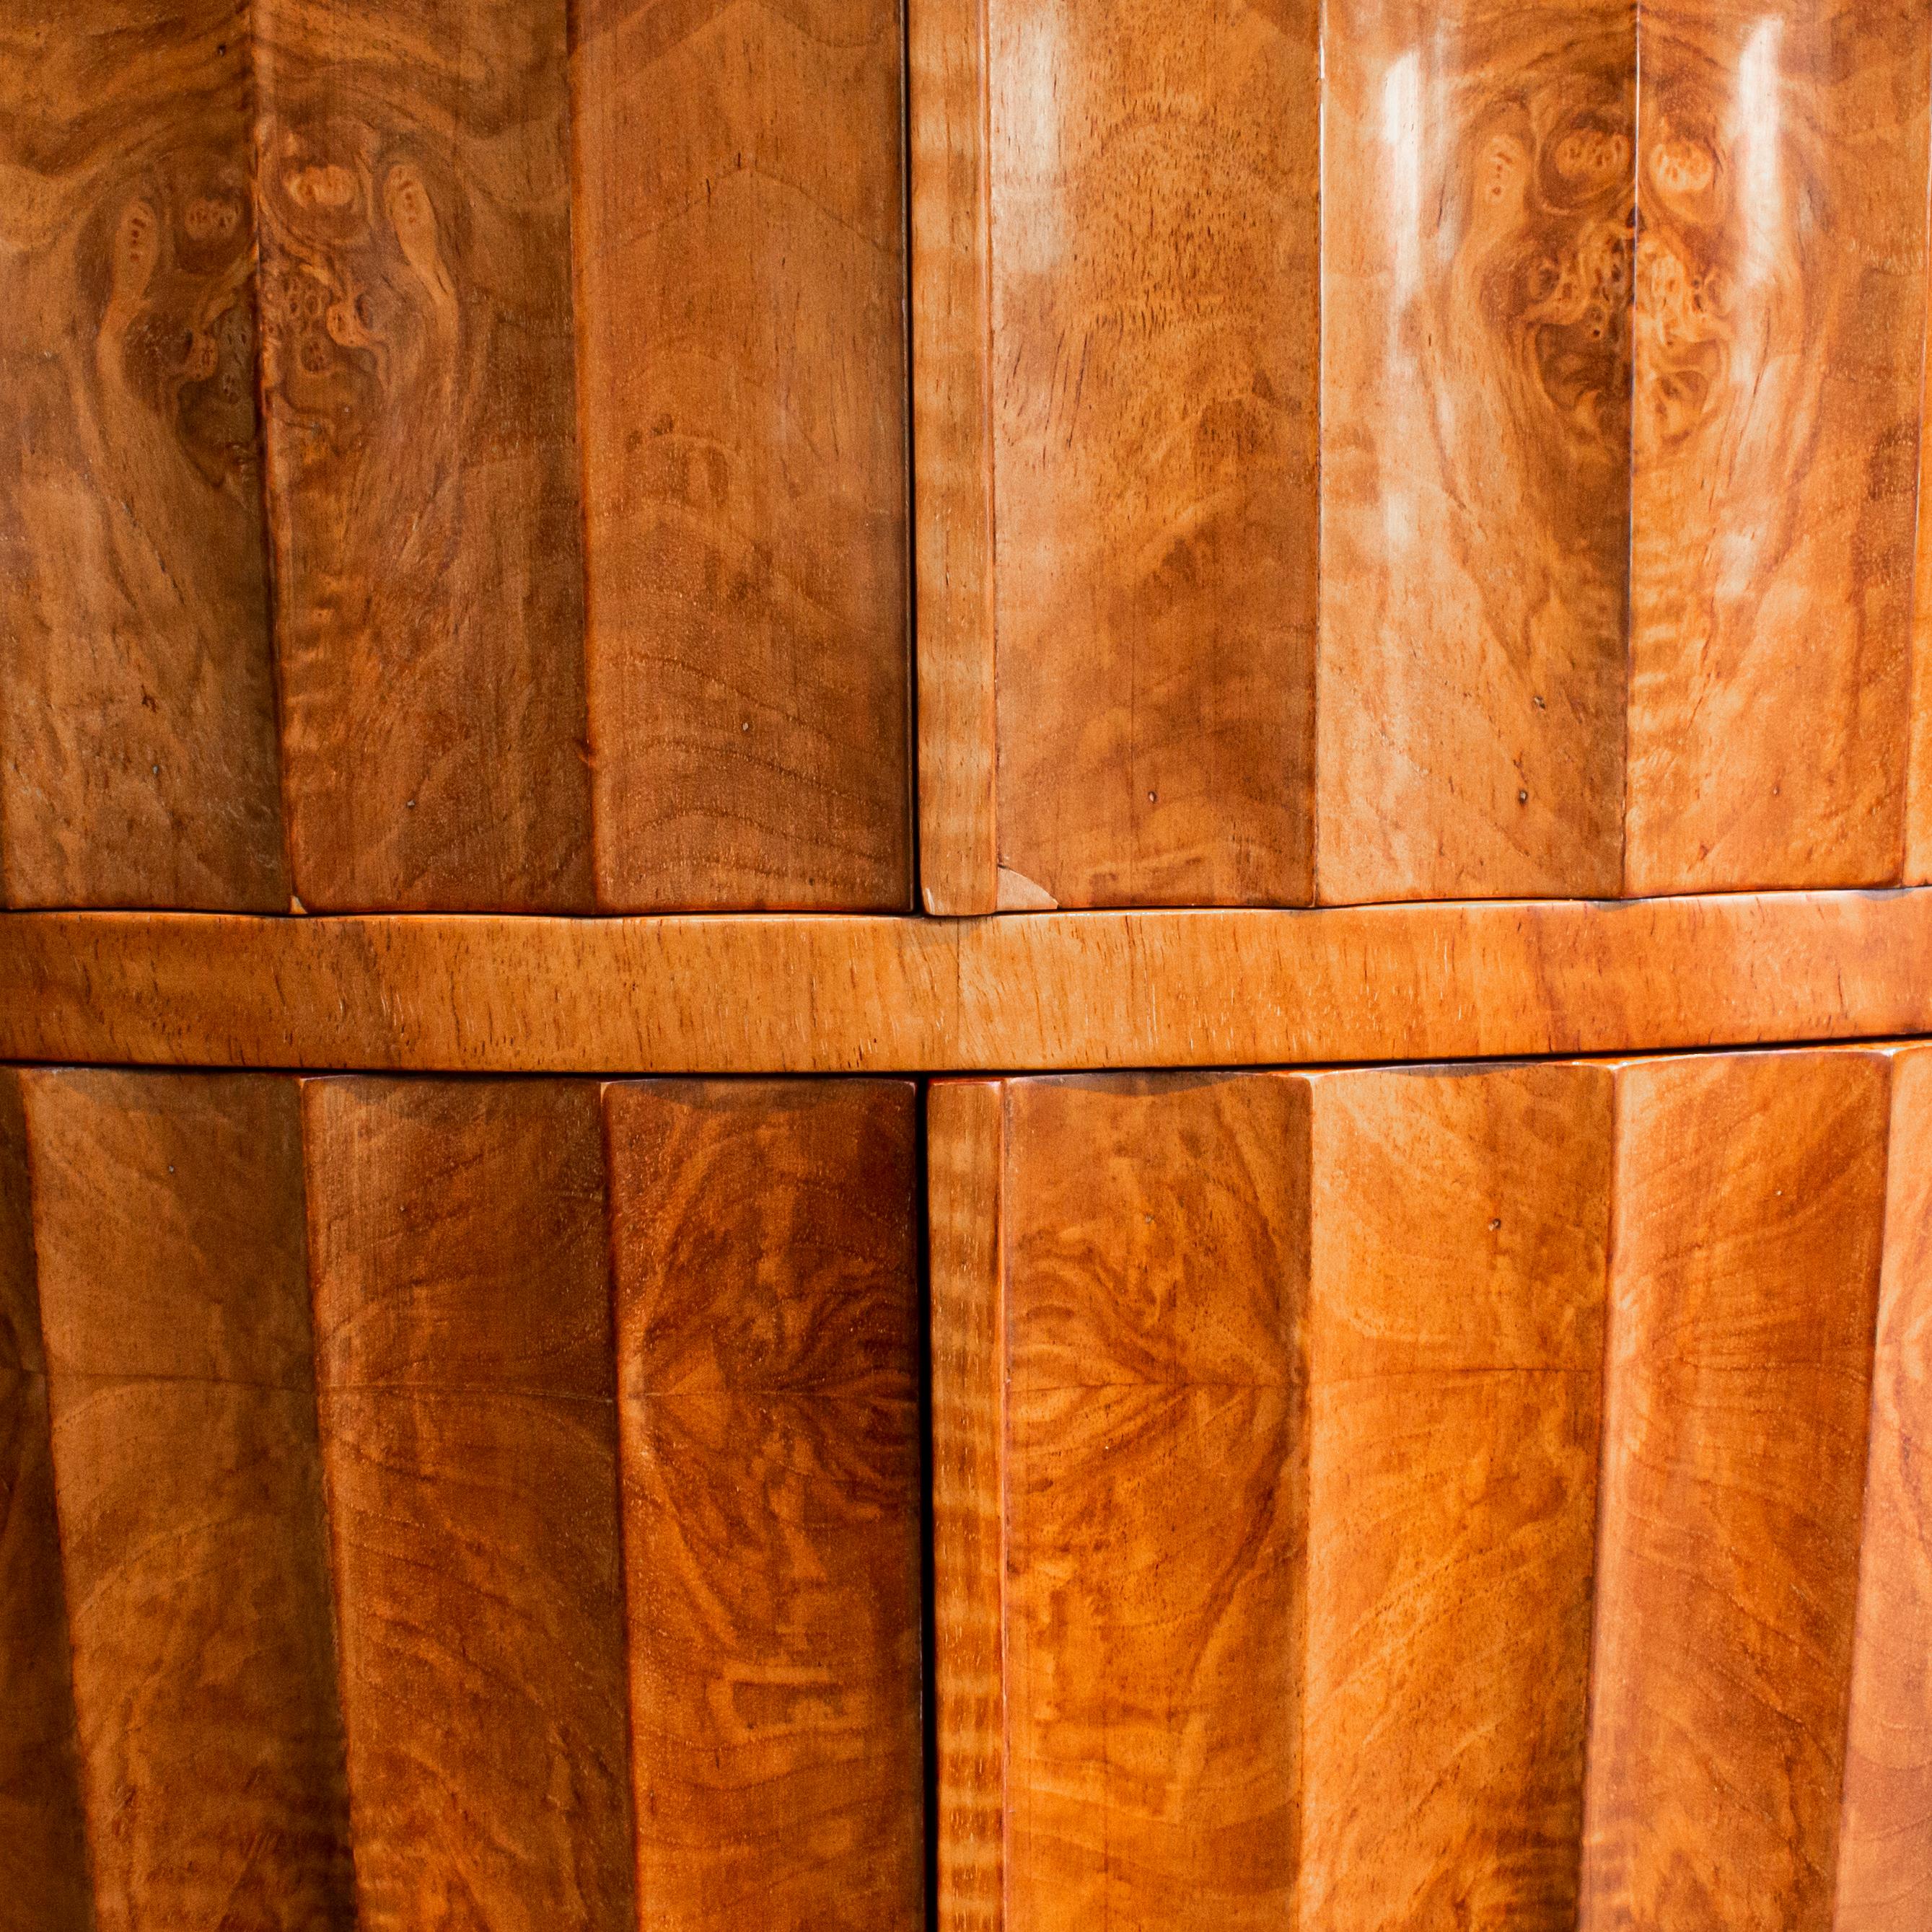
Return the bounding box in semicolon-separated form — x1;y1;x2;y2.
0;1070;925;1932
4;1052;1929;1930
931;1048;1932;1932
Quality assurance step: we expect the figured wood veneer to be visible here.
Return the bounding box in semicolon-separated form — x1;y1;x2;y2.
605;1080;923;1930
26;1069;355;1932
0;0;287;911
0;1071;91;1931
302;1077;635;1931
1300;1063;1610;1927
1580;1051;1890;1929
1835;1045;1932;1928
257;0;593;912
574;0;912;913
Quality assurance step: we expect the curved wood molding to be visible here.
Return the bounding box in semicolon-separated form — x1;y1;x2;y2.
3;890;1930;1073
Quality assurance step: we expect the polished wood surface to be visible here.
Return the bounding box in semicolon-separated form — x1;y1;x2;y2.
605;1079;923;1930
5;890;1932;1072
910;0;998;916
0;0;287;910
1625;0;1928;895
0;1071;92;1931
1001;1074;1307;1927
27;1069;354;1931
1301;1063;1610;1926
1319;0;1631;902
304;1077;635;1929
1581;1050;1889;1929
928;1080;1006;1932
1835;1044;1932;1928
986;0;1319;909
258;0;592;912
575;0;911;913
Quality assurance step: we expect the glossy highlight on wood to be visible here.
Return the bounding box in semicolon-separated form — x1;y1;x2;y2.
1624;0;1929;894
1319;0;1633;902
606;1079;923;1931
257;0;593;912
574;0;913;913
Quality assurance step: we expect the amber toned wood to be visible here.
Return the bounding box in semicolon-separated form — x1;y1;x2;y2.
8;890;1932;1073
1301;1063;1611;1926
256;0;592;911
25;1069;354;1931
1835;1045;1932;1927
911;0;998;915
0;1071;92;1931
1318;0;1632;903
928;1080;1006;1931
574;0;910;913
1625;2;1928;894
0;1;287;910
1913;341;1932;883
605;1080;923;1930
1581;1051;1890;1930
986;0;1319;909
303;1076;633;1930
1001;1074;1307;1927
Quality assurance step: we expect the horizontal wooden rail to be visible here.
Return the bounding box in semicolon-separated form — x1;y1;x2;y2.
1;892;1928;1073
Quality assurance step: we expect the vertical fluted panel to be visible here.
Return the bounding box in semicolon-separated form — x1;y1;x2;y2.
574;0;913;912
255;0;593;911
1299;1063;1612;1926
0;1071;92;1931
605;1079;924;1928
27;1070;354;1932
1835;1045;1932;1928
1624;1;1929;893
1581;1051;1889;1928
303;1078;634;1928
1317;0;1633;903
0;1;287;910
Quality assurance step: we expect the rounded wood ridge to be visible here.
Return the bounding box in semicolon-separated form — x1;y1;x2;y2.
3;891;1928;1073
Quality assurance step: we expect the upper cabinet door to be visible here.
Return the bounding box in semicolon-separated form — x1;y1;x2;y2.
913;0;1932;910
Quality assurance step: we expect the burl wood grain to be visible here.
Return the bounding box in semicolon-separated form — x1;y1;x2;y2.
988;0;1318;909
1301;1064;1611;1928
575;0;911;911
1835;1045;1932;1928
0;0;287;910
1581;1051;1890;1931
605;1080;923;1931
256;0;592;911
928;1081;1007;1932
1625;1;1928;892
911;0;998;915
25;1069;354;1932
304;1078;634;1931
1319;0;1633;902
0;1071;92;1932
1002;1074;1307;1928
